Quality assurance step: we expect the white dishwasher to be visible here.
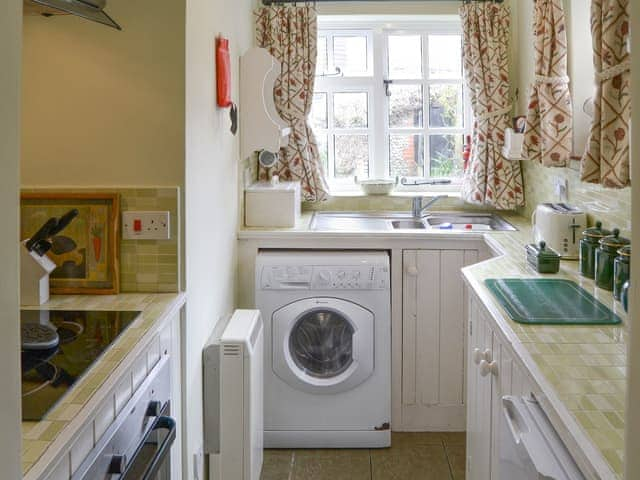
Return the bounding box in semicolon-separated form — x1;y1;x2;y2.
500;396;585;480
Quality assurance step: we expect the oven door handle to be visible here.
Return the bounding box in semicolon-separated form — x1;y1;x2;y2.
123;415;176;480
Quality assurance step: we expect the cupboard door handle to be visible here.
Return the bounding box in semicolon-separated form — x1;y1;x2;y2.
406;266;419;277
473;348;483;365
483;349;493;363
480;360;498;377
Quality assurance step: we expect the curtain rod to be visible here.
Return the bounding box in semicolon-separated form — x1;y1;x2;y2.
262;0;504;5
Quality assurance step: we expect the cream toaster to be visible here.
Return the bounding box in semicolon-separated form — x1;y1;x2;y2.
532;203;586;259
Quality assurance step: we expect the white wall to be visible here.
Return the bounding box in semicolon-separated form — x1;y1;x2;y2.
21;0;185;187
0;1;23;479
184;0;254;478
316;1;459;15
625;2;639;477
565;0;596;156
514;0;594;155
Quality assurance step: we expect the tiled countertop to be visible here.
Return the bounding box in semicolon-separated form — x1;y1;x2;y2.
21;292;186;477
240;211;628;479
462;218;628;479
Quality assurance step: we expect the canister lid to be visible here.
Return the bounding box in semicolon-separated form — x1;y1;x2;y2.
582;221;611;239
617;245;631;257
599;228;631;248
527;241;560;259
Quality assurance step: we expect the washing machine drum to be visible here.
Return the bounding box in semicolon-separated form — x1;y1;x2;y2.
272;298;374;395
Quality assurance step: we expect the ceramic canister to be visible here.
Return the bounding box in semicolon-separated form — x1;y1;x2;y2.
614;246;631;301
596;229;630;291
580;221;611;279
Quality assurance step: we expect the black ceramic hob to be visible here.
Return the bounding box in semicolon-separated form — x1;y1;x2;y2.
21;310;140;421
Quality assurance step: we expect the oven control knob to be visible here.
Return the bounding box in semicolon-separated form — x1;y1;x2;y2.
108;455;127;474
146;400;162;417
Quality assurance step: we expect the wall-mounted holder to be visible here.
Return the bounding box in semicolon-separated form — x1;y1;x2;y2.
20;241;56;306
240;47;291;161
502;127;526;160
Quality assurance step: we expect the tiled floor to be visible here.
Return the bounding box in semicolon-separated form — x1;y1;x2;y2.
261;432;466;480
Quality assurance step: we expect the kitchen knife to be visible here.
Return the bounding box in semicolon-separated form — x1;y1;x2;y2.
49;209;79;237
25;218;58;253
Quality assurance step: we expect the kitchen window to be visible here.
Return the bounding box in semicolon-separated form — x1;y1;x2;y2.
311;19;470;192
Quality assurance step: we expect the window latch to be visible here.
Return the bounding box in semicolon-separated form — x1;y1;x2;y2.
383;79;393;97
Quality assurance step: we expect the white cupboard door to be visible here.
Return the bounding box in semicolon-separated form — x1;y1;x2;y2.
466;298;481;480
401;249;478;431
477;310;494;480
466;296;494;480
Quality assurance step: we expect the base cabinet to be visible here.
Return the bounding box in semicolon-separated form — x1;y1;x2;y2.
400;249;479;431
465;293;538;480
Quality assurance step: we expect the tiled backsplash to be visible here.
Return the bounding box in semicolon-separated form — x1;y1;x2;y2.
21;187;180;293
242;154;632;239
518;161;632;238
302;194;485;212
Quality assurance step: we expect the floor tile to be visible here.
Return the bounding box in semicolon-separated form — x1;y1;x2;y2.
440;432;467;447
376;432;445;451
291;450;371;480
295;448;370;459
262;450;294;480
371;444;453;480
445;444;466;480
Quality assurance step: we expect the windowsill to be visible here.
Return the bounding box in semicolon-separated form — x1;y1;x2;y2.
327;189;462;198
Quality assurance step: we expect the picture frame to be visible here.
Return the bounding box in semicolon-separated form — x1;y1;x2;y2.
20;192;120;295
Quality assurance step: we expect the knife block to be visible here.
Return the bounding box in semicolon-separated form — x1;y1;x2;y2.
21;242;57;305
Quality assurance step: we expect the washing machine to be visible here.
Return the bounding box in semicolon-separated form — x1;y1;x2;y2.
255;250;391;448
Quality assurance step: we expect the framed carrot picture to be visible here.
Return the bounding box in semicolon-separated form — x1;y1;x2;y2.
20;193;120;295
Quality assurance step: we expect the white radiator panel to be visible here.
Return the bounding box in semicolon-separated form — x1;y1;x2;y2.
204;309;263;480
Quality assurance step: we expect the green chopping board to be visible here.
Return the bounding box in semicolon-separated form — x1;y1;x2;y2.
484;279;622;325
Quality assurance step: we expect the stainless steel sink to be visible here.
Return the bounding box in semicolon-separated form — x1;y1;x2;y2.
391;220;427;230
309;212;408;231
310;211;517;232
424;213;517;231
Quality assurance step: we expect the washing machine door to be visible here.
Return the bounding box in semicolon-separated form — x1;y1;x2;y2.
272;297;374;395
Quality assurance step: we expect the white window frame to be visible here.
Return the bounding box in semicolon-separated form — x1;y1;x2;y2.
314;17;471;194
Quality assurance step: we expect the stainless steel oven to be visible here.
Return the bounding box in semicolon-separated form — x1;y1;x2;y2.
73;356;176;480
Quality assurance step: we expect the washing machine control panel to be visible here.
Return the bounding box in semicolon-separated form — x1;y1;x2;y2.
260;265;389;290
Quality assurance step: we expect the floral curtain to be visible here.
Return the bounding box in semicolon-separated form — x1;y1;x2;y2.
459;2;524;209
255;5;329;202
580;0;630;188
522;0;573;167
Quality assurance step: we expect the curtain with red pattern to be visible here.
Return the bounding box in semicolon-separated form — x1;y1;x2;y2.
522;0;573;167
255;5;329;202
580;0;630;188
459;2;524;210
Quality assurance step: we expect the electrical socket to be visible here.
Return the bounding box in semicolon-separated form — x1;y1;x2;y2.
122;211;170;240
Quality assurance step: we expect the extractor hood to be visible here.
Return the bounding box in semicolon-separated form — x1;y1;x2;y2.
24;0;122;30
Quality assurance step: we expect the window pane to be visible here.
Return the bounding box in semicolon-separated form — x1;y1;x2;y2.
316;36;328;76
389;84;423;128
390;134;424;177
310;93;328;130
333;35;368;76
388;35;422;79
428;35;462;79
334;134;369;178
429;84;463;128
429;134;463;177
333;92;368;128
